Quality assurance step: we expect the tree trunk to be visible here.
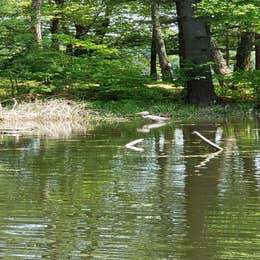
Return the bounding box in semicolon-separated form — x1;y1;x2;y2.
60;23;74;55
150;30;157;80
210;38;232;86
225;32;230;67
210;39;232;75
74;24;89;56
66;44;73;55
50;0;64;50
50;18;59;50
235;32;254;71
151;0;173;81
176;0;217;104
95;4;113;43
255;33;260;70
31;0;42;45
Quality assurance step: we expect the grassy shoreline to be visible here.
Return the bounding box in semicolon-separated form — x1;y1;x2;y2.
0;84;258;136
0;98;257;124
89;99;256;121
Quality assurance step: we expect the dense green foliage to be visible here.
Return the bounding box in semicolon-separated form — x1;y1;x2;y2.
197;0;260;30
196;0;259;105
0;0;259;107
0;0;152;97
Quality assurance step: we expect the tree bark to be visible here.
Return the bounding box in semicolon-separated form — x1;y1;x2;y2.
210;39;232;75
210;38;232;86
150;30;157;80
255;33;260;70
50;0;65;50
235;32;254;71
31;0;42;45
50;18;59;50
151;0;173;81
225;32;230;67
74;24;89;56
176;0;217;104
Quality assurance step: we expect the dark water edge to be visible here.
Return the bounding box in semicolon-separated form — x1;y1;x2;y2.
0;116;259;259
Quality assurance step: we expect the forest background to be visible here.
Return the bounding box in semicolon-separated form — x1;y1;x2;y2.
0;0;259;116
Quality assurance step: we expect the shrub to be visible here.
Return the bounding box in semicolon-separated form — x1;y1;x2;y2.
231;71;260;104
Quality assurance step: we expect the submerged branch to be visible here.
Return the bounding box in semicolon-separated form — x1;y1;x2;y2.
195;150;222;168
193;131;223;151
125;138;144;152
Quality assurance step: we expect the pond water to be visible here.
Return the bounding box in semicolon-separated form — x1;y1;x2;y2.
0;116;259;259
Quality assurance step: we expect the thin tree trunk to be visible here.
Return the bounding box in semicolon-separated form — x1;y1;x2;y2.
150;30;157;80
60;24;74;54
32;0;42;45
50;18;59;50
175;0;217;104
95;4;112;43
66;44;73;55
235;32;254;71
74;24;89;56
255;33;260;70
225;32;230;67
50;0;65;50
151;0;173;81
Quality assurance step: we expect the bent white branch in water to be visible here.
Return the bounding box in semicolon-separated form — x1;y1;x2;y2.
125;138;144;152
193;131;223;151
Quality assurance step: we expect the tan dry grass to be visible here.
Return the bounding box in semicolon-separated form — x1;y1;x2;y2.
0;99;91;137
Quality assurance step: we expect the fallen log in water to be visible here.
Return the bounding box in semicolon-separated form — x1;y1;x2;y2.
193;131;223;151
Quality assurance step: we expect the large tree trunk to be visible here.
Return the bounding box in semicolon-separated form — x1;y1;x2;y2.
235;32;254;71
176;0;217;104
150;30;157;80
151;0;173;81
255;33;260;70
210;38;232;86
31;0;42;45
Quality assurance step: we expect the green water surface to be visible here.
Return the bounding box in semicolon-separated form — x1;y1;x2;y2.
0;117;259;259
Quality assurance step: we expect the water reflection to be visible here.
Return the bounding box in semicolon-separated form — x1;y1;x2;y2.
0;117;259;259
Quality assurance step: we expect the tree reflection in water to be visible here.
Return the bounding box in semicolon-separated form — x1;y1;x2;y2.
0;117;259;259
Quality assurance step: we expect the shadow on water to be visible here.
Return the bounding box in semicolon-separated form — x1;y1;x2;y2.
0;116;259;259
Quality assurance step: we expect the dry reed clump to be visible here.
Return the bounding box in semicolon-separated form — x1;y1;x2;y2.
0;99;87;121
0;99;92;137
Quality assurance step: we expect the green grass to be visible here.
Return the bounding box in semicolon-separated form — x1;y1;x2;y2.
86;86;256;121
90;99;255;121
